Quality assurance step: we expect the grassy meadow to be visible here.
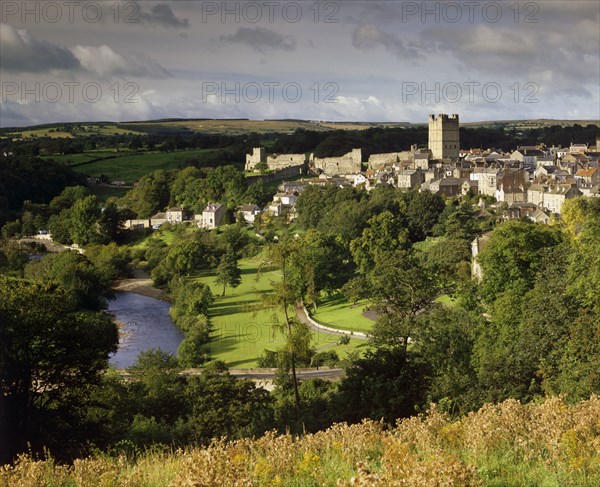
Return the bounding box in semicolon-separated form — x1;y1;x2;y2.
195;256;369;368
49;148;219;184
4;395;598;486
311;293;374;334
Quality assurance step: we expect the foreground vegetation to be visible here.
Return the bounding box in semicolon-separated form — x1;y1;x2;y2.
3;395;598;486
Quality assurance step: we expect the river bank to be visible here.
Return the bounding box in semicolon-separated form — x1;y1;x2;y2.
112;268;169;302
108;291;183;368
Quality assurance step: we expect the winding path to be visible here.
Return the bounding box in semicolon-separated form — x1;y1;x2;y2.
295;303;370;341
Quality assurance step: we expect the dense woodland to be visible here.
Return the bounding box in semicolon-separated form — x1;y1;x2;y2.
1;126;599;474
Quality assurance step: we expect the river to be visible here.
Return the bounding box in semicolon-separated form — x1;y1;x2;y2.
108;291;184;369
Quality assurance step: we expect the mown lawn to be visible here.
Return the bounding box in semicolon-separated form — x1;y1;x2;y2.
195;257;368;367
311;292;375;334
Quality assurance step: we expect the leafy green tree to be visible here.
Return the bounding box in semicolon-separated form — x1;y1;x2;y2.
477;219;562;303
338;347;429;423
184;369;273;442
177;321;211;367
289;230;354;309
121;170;172;218
341;276;369;306
350;211;407;275
169;280;214;329
419;237;471;294
397;190;445;242
368;250;435;351
414;305;480;414
85;243;131;282
169;166;204;212
98;201;126;242
215;251;242;296
69;195;103;245
49;185;89;213
127;349;185;426
24;251;113;310
0;277;118;462
47;210;73;244
152;231;215;286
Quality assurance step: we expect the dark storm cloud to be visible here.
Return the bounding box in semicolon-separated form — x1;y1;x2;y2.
220;27;296;53
139;3;190;28
0;24;80;73
351;24;423;59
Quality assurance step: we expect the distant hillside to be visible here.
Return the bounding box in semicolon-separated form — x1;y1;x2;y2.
4;118;598;138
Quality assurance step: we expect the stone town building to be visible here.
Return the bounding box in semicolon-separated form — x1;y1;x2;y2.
575;168;599;186
166;207;186;224
472;168;501;197
199;203;226;230
424;177;463;196
237;204;262;224
527;184;583;215
397;169;423;189
309;149;362;176
428;114;460;160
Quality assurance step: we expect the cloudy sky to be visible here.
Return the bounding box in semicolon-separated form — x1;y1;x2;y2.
1;0;599;127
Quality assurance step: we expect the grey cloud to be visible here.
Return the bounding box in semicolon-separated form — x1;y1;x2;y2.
0;24;80;73
72;45;172;79
220;27;296;53
351;24;422;59
139;3;190;28
0;25;171;79
423;22;599;97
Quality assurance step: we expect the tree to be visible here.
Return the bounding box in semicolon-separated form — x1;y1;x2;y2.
288;230;354;310
414;305;480;414
350;211;407;275
0;277;118;462
341;276;369;306
177;321;211;367
69;195;103;245
121;170;172;218
368;250;435;352
184;369;273;442
477;219;562;303
338;347;429;423
397;190;445;242
215;251;242;296
24;251;113;311
169;280;214;330
419;237;472;294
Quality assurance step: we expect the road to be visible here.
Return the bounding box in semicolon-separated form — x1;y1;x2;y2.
113;367;345;381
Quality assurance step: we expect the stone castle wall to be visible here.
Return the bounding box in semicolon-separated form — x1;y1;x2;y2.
310;148;362;176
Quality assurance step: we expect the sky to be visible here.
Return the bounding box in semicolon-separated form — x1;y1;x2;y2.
1;0;599;127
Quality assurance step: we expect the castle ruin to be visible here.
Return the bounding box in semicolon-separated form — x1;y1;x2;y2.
245;147;306;172
309;148;362;176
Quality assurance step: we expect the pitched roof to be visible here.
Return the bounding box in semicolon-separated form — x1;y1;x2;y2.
575;168;597;177
203;203;223;212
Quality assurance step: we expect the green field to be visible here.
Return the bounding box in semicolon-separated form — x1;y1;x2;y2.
7;124;140;139
195;257;368;367
311;293;374;334
88;185;130;201
71;148;219;183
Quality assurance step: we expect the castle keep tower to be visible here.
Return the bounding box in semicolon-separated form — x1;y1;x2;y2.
428;114;460;160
